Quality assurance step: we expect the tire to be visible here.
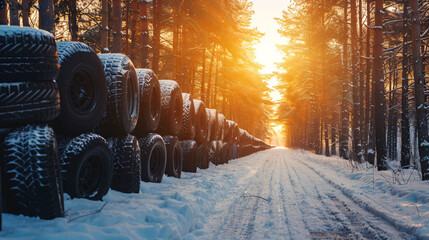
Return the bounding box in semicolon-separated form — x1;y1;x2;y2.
222;142;233;163
163;136;183;178
110;135;141;194
217;141;224;164
157;80;183;136
208;141;218;165
193;100;207;144
53;41;107;136
178;93;195;140
0;26;59;82
232;143;238;159
197;142;209;169
224;120;233;142
0;81;60;128
0;26;60;128
58;133;113;200
181;140;197;173
217;114;225;141
207;109;218;141
139;133;166;183
133;69;161;137
98;53;139;137
1;124;64;219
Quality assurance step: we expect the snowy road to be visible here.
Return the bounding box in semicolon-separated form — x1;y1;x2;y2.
207;149;412;240
1;148;428;239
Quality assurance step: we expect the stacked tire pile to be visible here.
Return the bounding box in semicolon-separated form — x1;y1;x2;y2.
0;26;272;225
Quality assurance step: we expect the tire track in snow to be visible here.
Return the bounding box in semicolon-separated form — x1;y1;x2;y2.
291;151;411;239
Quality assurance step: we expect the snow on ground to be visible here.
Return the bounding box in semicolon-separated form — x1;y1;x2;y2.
0;148;428;239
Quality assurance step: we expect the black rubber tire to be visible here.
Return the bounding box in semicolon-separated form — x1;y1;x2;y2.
222;142;233;163
58;133;113;200
217;141;224;164
0;81;60;128
178;93;195;140
197;142;209;169
0;26;60;128
139;133;167;183
207;109;218;141
217;113;225;141
157;80;183;136
224;120;233;142
1;124;64;219
193;100;207;144
163;136;183;178
97;53;139;137
53;41;107;136
133;69;161;137
0;26;59;82
110;135;141;194
181;140;198;173
208;141;218;165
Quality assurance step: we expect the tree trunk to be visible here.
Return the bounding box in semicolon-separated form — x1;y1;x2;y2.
340;1;349;159
200;48;206;102
374;0;387;170
111;0;122;53
401;0;411;168
152;0;161;74
140;0;150;68
9;0;19;26
365;0;372;163
206;43;216;108
351;0;361;162
22;0;30;26
411;0;429;180
101;0;109;52
70;0;78;41
130;0;138;61
39;0;55;34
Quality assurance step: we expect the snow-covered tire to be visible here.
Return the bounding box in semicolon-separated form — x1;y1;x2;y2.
222;142;233;163
133;69;161;137
97;54;139;137
0;26;59;82
224;120;233;142
207;109;218;141
1;124;64;219
0;26;60;128
110;135;141;194
58;133;113;200
163;136;183;178
217;113;225;141
181;140;198;173
178;93;195;140
139;133;166;183
193;100;207;144
157;80;183;136
217;141;225;164
197;142;209;169
208;141;219;165
53;41;107;136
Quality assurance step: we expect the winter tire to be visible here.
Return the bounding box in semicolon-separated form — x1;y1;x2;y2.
0;26;60;128
1;124;64;219
133;69;161;137
197;142;209;169
163;136;183;178
178;93;195;140
53;41;107;135
59;133;113;200
0;26;59;82
139;133;167;183
217;114;225;141
208;141;218;165
193;100;207;144
98;53;139;137
181;140;198;173
157;80;183;136
207;109;218;141
224;120;234;142
110;135;141;194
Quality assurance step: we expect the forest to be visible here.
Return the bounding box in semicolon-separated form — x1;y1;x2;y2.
0;0;271;140
276;0;429;180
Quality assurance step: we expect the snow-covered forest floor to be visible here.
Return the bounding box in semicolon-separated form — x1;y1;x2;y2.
1;148;428;239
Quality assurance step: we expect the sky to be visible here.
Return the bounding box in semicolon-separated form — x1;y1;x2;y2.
250;0;291;142
251;0;291;75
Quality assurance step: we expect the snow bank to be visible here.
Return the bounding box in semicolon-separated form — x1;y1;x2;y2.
0;150;267;240
297;150;429;239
